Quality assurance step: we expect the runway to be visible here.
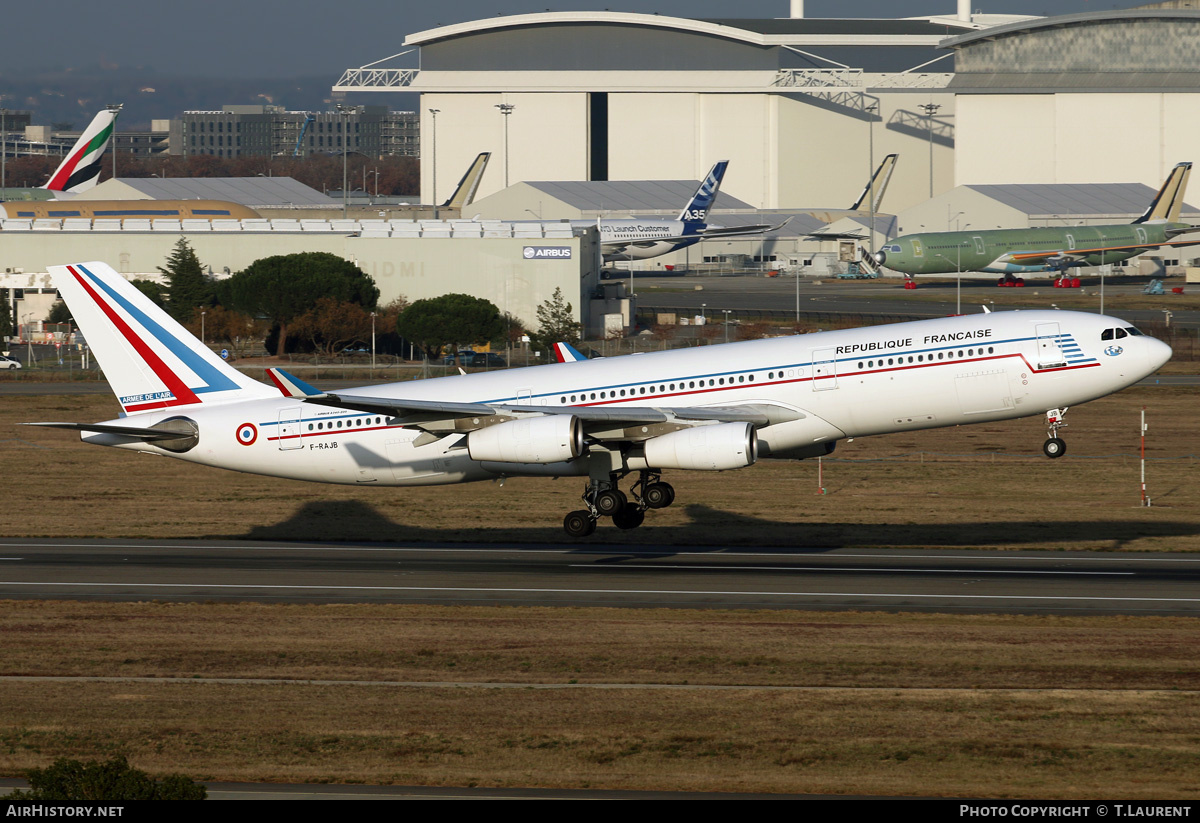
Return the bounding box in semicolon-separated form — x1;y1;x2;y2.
2;538;1198;616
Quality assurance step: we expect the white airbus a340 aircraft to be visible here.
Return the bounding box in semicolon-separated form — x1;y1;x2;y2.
34;262;1169;536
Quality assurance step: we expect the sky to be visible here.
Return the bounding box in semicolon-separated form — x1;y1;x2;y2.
0;0;1145;79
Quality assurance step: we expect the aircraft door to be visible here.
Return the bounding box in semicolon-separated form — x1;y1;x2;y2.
1135;227;1148;245
812;348;838;391
1066;234;1075;250
277;407;304;450
1035;323;1066;368
972;236;985;255
910;239;924;258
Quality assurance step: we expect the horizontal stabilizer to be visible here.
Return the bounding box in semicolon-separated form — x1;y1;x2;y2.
23;422;195;441
266;368;322;398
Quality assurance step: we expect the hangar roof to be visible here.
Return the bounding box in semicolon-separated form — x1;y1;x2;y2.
523;179;755;214
76;177;336;207
965;182;1199;219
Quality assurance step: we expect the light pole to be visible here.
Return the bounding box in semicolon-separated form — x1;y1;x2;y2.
106;104;123;180
1;107;7;193
920;102;941;199
865;98;878;262
935;247;963;315
428;108;440;218
495;103;515;188
336;104;352;218
201;311;206;345
371;311;376;370
722;310;731;344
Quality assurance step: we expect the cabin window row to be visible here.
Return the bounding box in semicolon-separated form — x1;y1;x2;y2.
856;347;995;370
557;373;757;404
307;417;384;431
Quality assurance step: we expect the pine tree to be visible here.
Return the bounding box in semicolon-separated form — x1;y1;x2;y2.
0;295;13;341
158;238;213;324
530;287;580;354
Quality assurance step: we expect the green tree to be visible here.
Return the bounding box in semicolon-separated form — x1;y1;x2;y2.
9;756;206;802
158;237;213;324
0;297;12;340
221;252;379;357
396;293;504;361
130;278;167;308
529;287;580;355
47;301;72;324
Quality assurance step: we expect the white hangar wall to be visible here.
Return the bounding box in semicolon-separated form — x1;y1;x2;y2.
955;92;1200;188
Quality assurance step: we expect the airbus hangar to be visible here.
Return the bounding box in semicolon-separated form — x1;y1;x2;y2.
334;5;1014;216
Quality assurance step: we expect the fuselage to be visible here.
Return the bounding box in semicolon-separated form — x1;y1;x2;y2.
88;310;1170;487
578;219;707;261
877;223;1183;275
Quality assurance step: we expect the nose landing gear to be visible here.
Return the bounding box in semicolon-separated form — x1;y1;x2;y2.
1043;408;1068;459
562;470;676;537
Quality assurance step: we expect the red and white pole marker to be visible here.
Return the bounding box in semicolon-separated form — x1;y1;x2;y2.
1141;407;1149;507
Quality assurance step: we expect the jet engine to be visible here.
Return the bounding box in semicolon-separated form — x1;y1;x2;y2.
873;250;887;266
467;415;584;465
642;422;757;471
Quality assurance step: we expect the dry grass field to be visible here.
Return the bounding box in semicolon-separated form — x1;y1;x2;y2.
1;386;1196;549
1;384;1199;796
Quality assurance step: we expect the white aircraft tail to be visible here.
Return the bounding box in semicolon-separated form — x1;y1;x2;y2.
40;110;119;196
1133;162;1192;225
50;262;277;414
848;153;898;213
442;152;492;210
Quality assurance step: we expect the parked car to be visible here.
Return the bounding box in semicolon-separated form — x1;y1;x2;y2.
469;352;506;368
0;354;22;370
443;350;477;365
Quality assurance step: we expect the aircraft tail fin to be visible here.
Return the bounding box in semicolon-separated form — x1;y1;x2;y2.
676;161;729;223
1133;162;1192;224
40;109;119;196
553;342;586;363
50;261;277;415
849;153;899;213
442;152;492;210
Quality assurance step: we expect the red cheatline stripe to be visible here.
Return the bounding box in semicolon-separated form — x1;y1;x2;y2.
67;265;199;410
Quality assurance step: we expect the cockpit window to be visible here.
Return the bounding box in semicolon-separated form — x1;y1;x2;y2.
1101;329;1114;340
1125;327;1144;336
1115;328;1128;340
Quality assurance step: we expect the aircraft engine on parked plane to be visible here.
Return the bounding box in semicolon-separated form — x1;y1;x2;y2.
642;422;757;471
467;415;584;465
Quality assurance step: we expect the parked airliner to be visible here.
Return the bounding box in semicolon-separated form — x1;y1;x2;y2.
32;262;1170;536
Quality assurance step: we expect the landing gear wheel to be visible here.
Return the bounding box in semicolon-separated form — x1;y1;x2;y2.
1043;437;1066;459
643;482;674;509
612;503;646;530
594;489;627;517
563;510;597;537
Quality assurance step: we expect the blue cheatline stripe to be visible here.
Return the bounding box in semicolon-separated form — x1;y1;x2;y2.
77;264;241;396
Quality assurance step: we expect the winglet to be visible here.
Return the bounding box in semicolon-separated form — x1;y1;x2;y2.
265;367;321;398
553;342;586;363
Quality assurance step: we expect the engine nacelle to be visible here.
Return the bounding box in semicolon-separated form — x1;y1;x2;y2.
467;415;584;465
642;422;757;471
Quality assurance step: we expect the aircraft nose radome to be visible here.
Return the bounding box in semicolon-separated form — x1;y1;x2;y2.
1147;337;1173;372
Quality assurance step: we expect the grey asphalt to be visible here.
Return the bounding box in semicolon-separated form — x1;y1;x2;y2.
2;538;1198;616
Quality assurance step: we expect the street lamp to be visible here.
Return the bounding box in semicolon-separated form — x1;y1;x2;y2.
106;104;123;180
722;310;731;344
495;103;515;188
865;98;878;262
201;310;206;345
1;107;7;193
336;104;353;218
920;102;941;199
371;311;376;370
934;246;963;316
428;108;440;218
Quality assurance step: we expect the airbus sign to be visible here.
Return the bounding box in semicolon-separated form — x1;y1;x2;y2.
523;246;573;260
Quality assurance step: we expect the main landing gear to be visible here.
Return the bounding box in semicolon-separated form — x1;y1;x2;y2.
562;470;676;537
1043;408;1068;459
